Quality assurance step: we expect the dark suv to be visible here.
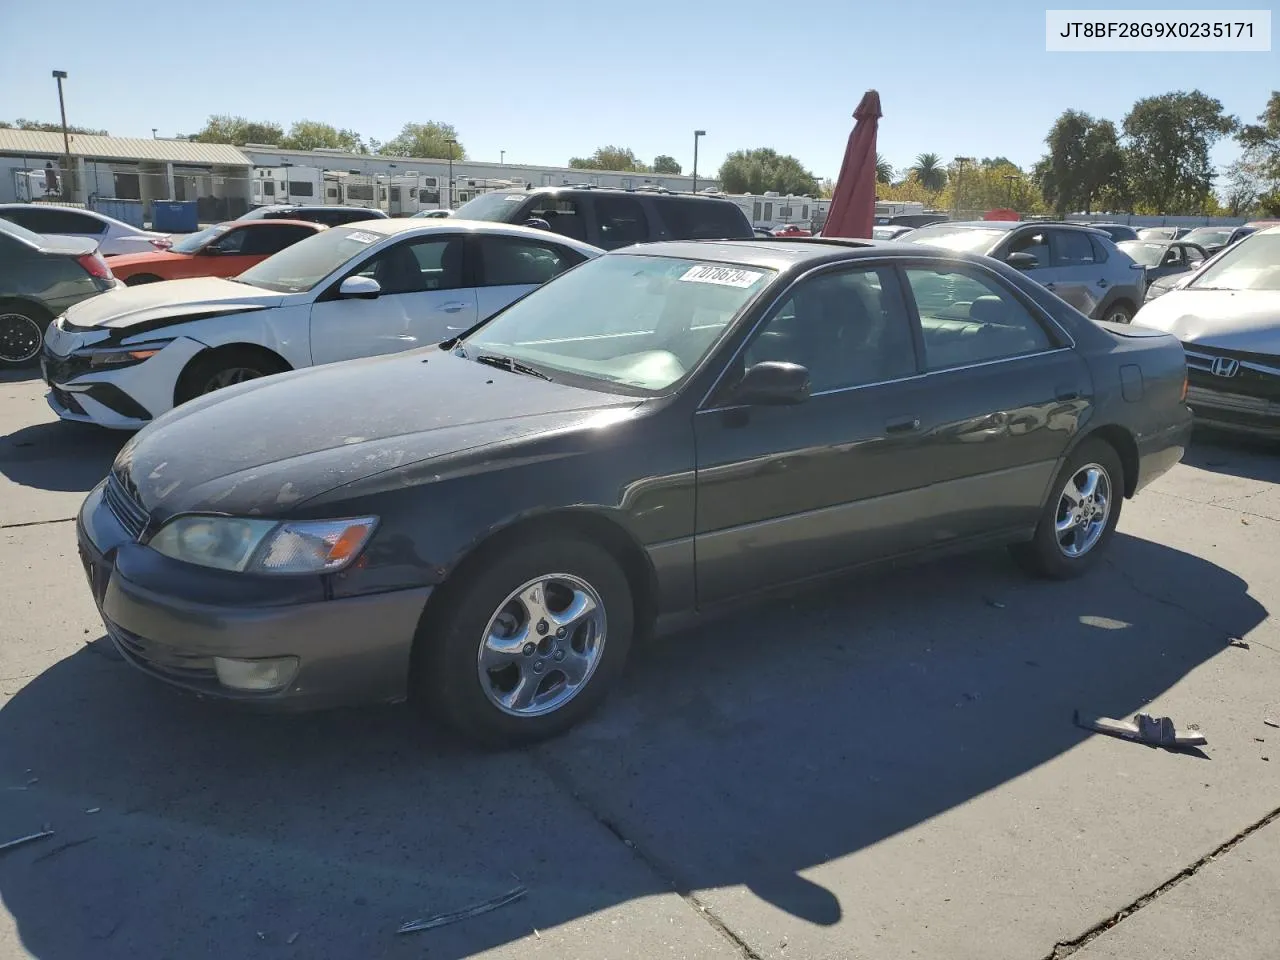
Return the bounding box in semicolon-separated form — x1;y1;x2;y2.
451;187;753;249
903;221;1146;324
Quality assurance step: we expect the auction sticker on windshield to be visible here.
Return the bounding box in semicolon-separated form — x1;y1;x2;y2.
346;231;380;244
679;265;765;288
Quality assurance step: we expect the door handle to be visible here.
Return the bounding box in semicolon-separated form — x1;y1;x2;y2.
885;416;921;434
439;302;467;313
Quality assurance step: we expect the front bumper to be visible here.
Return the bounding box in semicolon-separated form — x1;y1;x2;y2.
1186;386;1280;439
77;482;432;710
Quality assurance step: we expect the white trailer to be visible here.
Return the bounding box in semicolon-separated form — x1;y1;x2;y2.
719;192;828;231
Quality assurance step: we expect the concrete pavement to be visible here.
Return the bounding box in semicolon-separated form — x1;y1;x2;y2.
1;367;1277;959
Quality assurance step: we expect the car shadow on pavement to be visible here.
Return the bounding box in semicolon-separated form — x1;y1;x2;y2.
0;533;1267;959
0;368;40;385
1185;431;1280;483
0;421;127;493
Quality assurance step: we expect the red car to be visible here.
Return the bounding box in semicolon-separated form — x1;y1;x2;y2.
108;219;326;286
772;224;812;237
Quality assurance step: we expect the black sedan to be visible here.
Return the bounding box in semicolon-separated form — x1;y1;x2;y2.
78;238;1193;744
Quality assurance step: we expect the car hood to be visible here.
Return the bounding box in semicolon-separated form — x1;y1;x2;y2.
106;251;193;270
114;348;642;519
61;277;284;330
1133;289;1280;354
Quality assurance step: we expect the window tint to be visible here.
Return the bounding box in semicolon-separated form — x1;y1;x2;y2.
1004;229;1049;266
594;195;649;249
1087;234;1110;262
1053;229;1097;265
242;224;316;256
904;267;1054;371
207;227;249;254
745;267;916;392
4;207;104;235
352;237;465;294
522;195;587;243
477;236;581;287
658;198;751;240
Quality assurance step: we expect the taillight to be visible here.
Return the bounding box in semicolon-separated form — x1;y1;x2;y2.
150;237;172;251
1181;372;1189;402
77;253;113;281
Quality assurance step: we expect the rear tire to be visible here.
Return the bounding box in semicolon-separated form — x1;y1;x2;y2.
174;348;287;405
0;300;50;368
124;274;163;286
413;537;634;747
1012;438;1124;580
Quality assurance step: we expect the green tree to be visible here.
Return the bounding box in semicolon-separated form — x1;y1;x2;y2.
980;156;1015;169
1237;91;1280;215
189;115;284;146
875;153;894;184
717;148;820;196
1122;91;1238;214
568;146;648;171
908;153;947;192
379;122;464;159
281;120;365;153
1033;110;1093;215
652;154;682;174
1;118;108;135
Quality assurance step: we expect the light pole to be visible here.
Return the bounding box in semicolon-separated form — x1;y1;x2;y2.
52;70;71;199
500;150;505;166
691;130;705;194
952;156;973;215
446;138;457;209
1003;173;1019;208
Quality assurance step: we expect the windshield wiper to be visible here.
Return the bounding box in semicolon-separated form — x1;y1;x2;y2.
473;353;553;381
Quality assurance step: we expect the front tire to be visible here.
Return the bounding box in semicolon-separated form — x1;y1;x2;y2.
415;537;634;747
174;348;285;405
1012;438;1124;579
0;301;50;368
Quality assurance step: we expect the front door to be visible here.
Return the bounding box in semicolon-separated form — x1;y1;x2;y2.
694;264;937;604
308;234;478;365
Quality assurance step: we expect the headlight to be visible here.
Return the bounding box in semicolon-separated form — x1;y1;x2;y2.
76;340;174;368
148;515;377;574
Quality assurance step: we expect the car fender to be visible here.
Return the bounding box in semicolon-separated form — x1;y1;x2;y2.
166;302;314;370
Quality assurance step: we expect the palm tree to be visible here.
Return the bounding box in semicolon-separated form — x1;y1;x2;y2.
876;153;894;185
910;152;947;192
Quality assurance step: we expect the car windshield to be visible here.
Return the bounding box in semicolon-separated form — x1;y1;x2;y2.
1116;241;1168;266
170;224;229;255
461;254;775;394
1187;233;1280;292
235;225;386;292
452;191;526;222
1181;228;1232;247
901;225;1006;253
1137;227;1177;241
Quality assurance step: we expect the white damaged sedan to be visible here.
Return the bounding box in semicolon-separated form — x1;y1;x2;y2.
1133;225;1280;438
40;220;601;429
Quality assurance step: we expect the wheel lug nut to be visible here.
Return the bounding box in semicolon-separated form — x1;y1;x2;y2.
533;661;544;673
556;627;566;639
522;643;535;656
554;650;565;662
536;619;549;635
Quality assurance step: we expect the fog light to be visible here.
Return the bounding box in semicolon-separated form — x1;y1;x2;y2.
213;656;299;692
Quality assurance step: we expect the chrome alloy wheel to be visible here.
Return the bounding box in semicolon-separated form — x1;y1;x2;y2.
1055;462;1111;558
476;573;607;717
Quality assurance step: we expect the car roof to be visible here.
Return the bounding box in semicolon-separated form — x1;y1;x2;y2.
508;186;740;204
223;218;327;230
332;217;604;254
614;237;966;270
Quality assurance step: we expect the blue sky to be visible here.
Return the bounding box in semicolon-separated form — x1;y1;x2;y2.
1;0;1273;178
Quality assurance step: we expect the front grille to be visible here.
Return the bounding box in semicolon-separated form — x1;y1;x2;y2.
104;473;149;541
107;620;218;686
1184;344;1280;402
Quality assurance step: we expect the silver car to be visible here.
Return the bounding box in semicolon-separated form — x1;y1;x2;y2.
902;221;1146;324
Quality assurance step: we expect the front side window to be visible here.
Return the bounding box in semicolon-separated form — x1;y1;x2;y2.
594;195;648;248
521;195;587;243
206;226;249;254
171;224;231;255
903;267;1055;370
1003;229;1050;266
477;236;581;287
349;236;465;294
744;267;917;393
462;254;775;394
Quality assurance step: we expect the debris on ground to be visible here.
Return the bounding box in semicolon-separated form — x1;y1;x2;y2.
984;597;1006;609
1265;719;1280;729
286;932;299;945
1075;710;1207;748
398;886;527;935
1227;637;1250;649
85;808;101;815
0;829;54;854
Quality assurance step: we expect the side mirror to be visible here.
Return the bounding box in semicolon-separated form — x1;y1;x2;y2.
201;245;224;256
524;218;551;231
339;275;381;300
1005;251;1038;270
731;361;811;406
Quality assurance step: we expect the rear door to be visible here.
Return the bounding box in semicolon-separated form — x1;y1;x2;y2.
694;263;939;603
1045;228;1108;317
472;234;589;321
308;233;478;365
897;260;1090;540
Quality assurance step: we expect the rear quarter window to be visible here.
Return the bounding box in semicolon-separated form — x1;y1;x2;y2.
656;199;752;240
